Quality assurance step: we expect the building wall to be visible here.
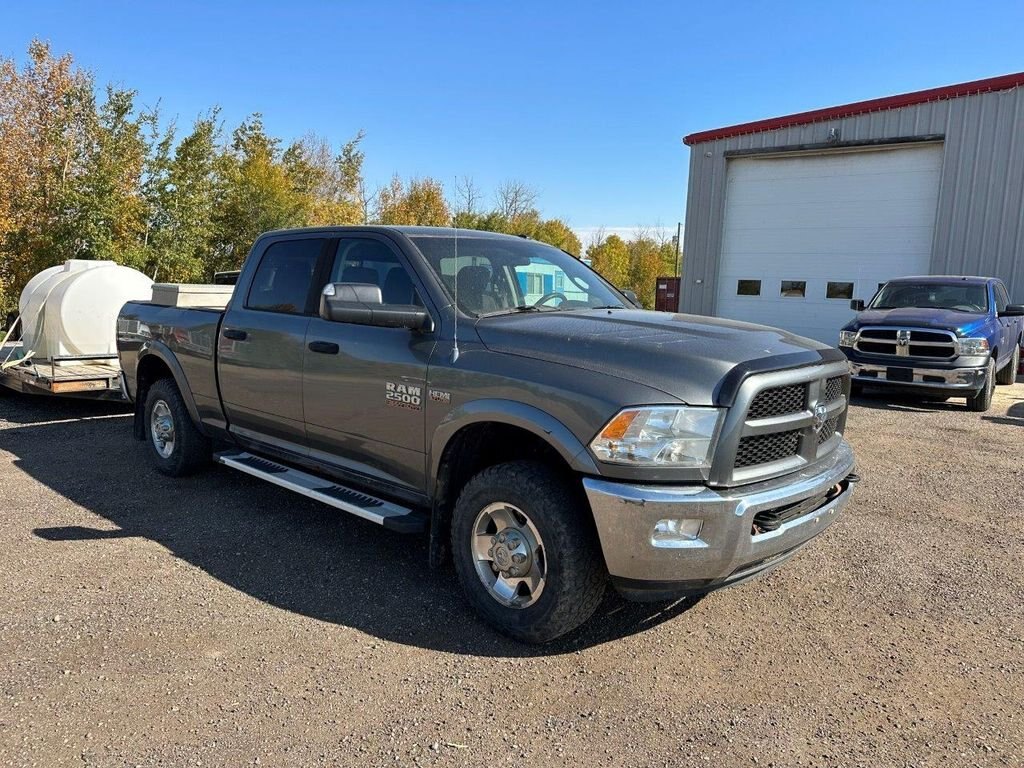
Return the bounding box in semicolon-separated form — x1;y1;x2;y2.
681;85;1024;313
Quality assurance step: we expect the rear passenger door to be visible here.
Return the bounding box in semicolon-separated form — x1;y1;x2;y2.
218;235;328;454
302;235;436;495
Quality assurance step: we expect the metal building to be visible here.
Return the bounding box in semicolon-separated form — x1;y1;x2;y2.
680;73;1024;344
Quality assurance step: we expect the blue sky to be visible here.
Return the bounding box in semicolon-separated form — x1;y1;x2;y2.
4;1;1024;243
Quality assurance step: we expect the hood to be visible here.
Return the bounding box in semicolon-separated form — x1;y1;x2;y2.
474;309;835;406
848;307;987;335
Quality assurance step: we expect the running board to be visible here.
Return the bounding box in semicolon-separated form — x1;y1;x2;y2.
215;450;426;534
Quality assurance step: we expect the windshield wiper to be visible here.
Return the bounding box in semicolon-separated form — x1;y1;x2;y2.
478;304;544;318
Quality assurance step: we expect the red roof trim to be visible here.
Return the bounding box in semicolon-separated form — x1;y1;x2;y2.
683;71;1024;145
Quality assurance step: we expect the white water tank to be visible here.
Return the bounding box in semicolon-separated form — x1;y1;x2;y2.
18;260;153;360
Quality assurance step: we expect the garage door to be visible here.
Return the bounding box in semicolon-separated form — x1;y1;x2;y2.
714;143;943;344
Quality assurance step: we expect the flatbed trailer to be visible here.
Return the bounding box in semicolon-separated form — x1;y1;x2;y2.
1;342;124;400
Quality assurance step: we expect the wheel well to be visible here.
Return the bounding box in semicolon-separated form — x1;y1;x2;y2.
429;422;577;569
132;355;174;439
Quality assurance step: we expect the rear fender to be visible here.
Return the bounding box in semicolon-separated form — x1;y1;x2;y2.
132;341;205;440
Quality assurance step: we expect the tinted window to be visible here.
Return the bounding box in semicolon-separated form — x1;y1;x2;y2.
826;281;854;299
246;239;324;314
411;236;625;317
329;238;421;305
870;282;988;313
736;279;761;296
781;280;806;297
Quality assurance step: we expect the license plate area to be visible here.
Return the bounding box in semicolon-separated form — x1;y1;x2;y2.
886;367;914;383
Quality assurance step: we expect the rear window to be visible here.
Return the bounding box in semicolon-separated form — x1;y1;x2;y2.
246;239;324;314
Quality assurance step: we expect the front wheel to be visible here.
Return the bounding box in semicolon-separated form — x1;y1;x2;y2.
966;357;996;412
451;461;607;643
144;378;211;476
995;344;1020;385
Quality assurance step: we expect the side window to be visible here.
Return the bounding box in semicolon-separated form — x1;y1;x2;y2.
826;281;854;300
994;283;1009;312
781;280;806;298
246;239;324;314
330;238;421;305
736;279;761;296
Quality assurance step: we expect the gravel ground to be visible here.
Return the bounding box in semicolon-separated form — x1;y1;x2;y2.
1;382;1022;767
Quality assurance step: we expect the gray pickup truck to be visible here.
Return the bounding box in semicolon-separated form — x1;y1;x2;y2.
117;226;857;642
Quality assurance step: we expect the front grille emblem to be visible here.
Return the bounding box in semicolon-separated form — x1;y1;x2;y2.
812;403;829;433
897;330;911;346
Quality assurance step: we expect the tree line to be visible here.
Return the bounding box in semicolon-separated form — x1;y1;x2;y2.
0;40;678;315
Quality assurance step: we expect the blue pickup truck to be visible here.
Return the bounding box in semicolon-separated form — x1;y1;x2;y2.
839;276;1024;412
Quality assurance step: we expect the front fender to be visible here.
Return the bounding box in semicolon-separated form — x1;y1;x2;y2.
427;398;599;496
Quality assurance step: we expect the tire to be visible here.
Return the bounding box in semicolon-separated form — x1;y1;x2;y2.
450;461;607;643
966;357;996;412
995;344;1020;386
143;377;211;476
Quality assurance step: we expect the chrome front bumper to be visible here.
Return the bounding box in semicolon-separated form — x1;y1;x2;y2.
850;362;986;390
583;441;856;600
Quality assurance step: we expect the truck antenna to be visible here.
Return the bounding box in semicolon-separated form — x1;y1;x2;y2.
451;198;460;364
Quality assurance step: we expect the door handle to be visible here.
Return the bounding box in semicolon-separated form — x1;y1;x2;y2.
222;328;247;341
308;340;340;355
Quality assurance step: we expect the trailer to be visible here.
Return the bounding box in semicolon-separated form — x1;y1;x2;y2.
1;340;124;400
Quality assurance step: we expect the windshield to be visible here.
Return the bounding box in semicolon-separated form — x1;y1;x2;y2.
869;282;989;313
410;235;628;317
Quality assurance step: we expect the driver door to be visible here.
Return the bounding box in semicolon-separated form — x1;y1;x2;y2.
302;235;437;495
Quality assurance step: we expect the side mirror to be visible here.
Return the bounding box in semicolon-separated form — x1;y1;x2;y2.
999;304;1024;317
319;283;433;331
622;289;641;308
850;299;865;312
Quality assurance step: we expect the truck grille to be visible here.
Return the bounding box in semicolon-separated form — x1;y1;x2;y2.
853;327;957;360
736;430;801;468
748;384;805;419
711;362;851;486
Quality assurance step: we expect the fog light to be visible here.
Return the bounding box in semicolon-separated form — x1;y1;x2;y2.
651;518;703;548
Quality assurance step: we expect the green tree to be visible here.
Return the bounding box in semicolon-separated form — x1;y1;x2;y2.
586;234;630;288
210;114;304;272
534;218;582;256
0;40;95;312
283;130;364;227
58;86;155;269
625;236;662;308
375;176;451;226
145;114;221;282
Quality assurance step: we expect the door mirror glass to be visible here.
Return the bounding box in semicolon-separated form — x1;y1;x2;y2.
999;303;1024;317
319;283;433;331
850;299;865;312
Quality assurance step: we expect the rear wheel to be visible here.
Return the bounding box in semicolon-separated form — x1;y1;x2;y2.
451;461;606;643
995;345;1020;385
144;377;211;476
966;357;996;412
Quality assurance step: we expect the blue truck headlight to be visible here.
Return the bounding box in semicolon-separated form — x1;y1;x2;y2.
838;330;857;348
590;406;723;468
958;337;990;356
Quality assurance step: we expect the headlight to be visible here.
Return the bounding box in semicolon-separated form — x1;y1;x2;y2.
590;406;723;468
958;337;990;356
838;330;857;348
